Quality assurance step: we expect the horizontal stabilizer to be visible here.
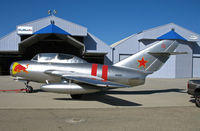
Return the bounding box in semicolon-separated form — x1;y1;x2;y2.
148;52;187;55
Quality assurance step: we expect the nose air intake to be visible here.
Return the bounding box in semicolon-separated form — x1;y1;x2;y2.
10;62;14;76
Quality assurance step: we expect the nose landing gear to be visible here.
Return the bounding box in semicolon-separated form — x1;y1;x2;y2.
24;81;33;93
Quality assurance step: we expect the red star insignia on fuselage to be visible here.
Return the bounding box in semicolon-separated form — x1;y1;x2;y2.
137;57;148;68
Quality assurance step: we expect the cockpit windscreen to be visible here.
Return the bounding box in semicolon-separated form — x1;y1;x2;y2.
31;53;87;63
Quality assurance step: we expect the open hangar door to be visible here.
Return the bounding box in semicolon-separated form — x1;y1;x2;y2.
0;55;22;75
19;33;106;64
119;54;132;61
83;52;107;64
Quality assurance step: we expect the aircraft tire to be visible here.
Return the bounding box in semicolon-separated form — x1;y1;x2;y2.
71;94;83;99
195;94;200;108
26;86;33;93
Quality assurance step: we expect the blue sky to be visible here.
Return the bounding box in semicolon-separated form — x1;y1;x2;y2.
0;0;199;45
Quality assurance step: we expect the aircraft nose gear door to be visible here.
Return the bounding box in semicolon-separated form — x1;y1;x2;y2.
24;81;33;93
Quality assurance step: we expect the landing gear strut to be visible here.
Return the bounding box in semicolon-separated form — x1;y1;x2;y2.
24;81;33;93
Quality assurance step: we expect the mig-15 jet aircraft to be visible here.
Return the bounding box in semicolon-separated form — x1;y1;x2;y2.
10;40;183;99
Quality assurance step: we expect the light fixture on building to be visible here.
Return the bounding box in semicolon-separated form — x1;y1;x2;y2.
48;10;57;16
48;10;57;24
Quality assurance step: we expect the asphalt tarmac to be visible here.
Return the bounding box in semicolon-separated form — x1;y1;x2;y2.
0;76;199;131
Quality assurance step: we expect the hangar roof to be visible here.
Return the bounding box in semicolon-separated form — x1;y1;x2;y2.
34;24;71;35
18;16;87;36
110;34;136;48
157;29;187;40
111;23;200;48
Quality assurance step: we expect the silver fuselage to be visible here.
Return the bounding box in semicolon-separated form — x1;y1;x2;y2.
10;61;146;87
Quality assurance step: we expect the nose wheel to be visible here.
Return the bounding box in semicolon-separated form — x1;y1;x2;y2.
24;81;33;93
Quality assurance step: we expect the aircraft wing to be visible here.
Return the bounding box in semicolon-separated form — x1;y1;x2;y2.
45;70;129;88
62;76;129;88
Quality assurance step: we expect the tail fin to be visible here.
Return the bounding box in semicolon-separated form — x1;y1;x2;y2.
114;40;179;73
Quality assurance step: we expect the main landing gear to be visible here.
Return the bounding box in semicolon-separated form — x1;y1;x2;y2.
24;81;33;93
70;94;83;99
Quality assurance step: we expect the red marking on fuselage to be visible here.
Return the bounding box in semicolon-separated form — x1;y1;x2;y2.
91;64;98;76
161;43;166;48
102;65;108;81
14;64;29;73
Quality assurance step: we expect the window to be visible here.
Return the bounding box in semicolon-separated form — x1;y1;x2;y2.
39;53;57;61
32;55;38;61
57;54;73;60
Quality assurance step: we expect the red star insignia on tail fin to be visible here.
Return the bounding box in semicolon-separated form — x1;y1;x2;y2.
137;57;148;68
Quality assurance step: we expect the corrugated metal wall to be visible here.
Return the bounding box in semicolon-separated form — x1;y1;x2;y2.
175;43;193;78
148;55;176;78
0;31;20;51
112;36;139;64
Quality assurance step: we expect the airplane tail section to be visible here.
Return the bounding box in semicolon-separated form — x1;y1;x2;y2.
114;40;180;74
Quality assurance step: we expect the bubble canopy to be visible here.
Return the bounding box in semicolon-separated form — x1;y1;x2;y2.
31;53;87;63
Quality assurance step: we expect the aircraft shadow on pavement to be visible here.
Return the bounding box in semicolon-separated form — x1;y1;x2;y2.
45;88;184;107
105;88;185;95
53;88;185;106
54;93;142;107
32;89;45;93
33;88;185;94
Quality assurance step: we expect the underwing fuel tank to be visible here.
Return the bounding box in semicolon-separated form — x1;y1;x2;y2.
40;83;100;94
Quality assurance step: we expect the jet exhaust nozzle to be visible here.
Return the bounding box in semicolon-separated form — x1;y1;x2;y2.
40;83;100;94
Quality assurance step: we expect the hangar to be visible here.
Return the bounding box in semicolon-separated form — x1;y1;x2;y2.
111;23;200;78
0;16;112;74
0;16;200;78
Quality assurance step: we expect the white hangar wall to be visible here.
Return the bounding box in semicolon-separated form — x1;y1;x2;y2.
84;33;112;64
111;34;139;63
148;55;176;78
175;43;193;78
